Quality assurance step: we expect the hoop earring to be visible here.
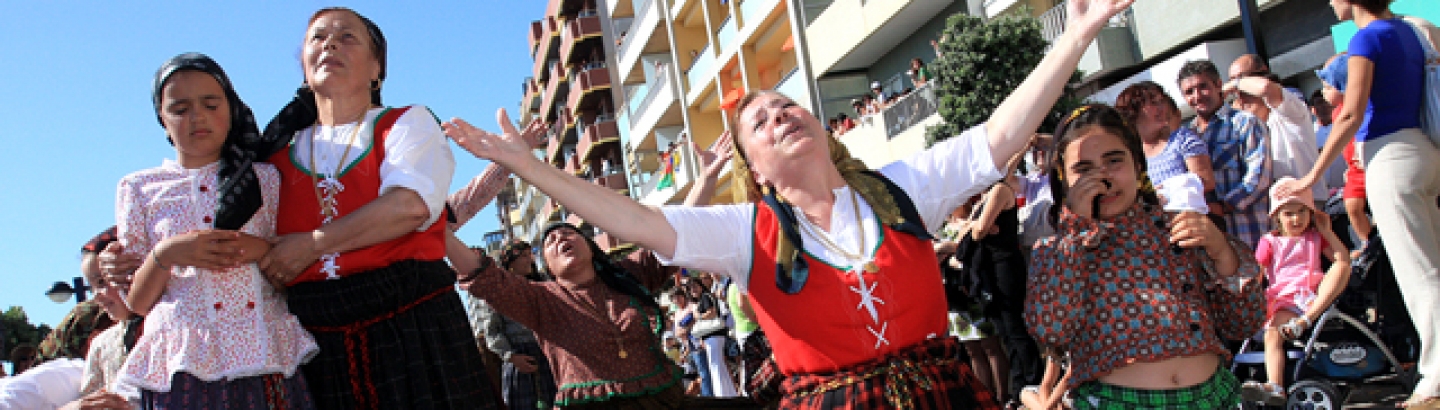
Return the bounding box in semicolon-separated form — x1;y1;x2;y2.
371;79;382;91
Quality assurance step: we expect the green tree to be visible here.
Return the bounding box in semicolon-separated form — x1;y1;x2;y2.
926;10;1083;148
2;306;50;355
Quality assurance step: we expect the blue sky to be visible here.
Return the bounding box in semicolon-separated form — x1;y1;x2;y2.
0;1;545;328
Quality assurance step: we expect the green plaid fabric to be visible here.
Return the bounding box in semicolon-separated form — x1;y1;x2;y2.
1071;366;1240;409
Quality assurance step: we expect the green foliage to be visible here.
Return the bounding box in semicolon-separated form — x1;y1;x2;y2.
925;10;1082;147
2;306;50;355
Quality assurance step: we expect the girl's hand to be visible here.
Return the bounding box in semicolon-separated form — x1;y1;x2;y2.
442;108;537;167
1312;209;1335;235
98;242;141;288
154;230;246;270
1063;175;1108;220
1169;211;1229;255
1067;0;1135;37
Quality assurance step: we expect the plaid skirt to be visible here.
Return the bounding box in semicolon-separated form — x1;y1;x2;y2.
287;260;498;410
140;372;314;410
1070;365;1240;409
503;341;558;410
778;337;1000;410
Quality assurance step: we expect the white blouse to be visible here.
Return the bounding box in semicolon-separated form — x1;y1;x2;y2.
658;124;1002;291
289;105;456;230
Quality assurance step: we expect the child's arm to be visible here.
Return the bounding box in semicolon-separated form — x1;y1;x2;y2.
968;183;1015;241
126;230;248;315
1042;363;1073;410
1305;214;1352;325
235;233;272;264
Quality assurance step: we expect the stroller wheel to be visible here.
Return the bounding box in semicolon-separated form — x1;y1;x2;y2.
1286;380;1343;410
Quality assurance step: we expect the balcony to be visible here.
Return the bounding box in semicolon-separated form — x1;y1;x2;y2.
618;0;661;80
528;20;546;55
594;173;629;194
545;126;564;165
716;16;739;54
1038;2;1139;77
568;65;612;113
540;63;569;123
522;77;542;115
804;0;952;74
532;17;561;79
561;16;605;67
579;117;621;163
773;68;808;110
565;152;582;175
879;82;938;139
636;139;699;205
739;0;780;29
624;66;680;153
685;44;714;93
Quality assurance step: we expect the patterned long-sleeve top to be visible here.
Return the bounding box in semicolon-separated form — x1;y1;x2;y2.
468;250;680;406
1186;106;1271;248
1025;203;1266;387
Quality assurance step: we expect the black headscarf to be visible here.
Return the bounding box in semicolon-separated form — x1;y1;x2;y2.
539;223;660;310
152;53;262;231
211;8;388;231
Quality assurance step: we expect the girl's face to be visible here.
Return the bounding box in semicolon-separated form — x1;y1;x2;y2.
1274;203;1313;236
1133;93;1172;138
302;10;381;98
736;92;829;186
1060;127;1140;218
159;70;230;167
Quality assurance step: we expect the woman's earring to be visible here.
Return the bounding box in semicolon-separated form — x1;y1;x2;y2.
371;79;382;91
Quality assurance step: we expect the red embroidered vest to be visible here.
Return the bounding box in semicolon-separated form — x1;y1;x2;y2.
747;203;948;375
270;107;447;285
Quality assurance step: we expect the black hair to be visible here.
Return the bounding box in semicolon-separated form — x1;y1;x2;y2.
1045;104;1159;225
1176;60;1221;86
540;223;660;310
1350;0;1392;14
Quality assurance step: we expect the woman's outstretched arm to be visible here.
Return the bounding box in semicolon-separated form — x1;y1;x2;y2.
444;110;680;258
983;0;1135;170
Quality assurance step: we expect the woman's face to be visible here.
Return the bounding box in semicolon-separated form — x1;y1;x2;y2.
736;93;830;186
542;227;592;279
160;70;230;166
1060;127;1140;218
1132;92;1172;139
302;10;381;98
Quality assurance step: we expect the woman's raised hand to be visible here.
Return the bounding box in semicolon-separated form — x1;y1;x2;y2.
443;108;537;167
694;130;734;178
1066;0;1135;37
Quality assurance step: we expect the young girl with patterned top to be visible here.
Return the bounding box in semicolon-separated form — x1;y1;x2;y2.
1240;177;1352;403
1026;104;1266;409
115;53;317;408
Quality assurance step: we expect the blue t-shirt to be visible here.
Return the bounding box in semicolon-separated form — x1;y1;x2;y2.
1348;18;1425;142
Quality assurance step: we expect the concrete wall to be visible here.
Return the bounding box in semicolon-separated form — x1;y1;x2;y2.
866;2;969;92
839;114;942;168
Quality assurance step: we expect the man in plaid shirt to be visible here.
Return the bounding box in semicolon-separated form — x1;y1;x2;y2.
1177;60;1272;248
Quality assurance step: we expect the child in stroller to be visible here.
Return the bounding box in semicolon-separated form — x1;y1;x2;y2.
1240;178;1353;404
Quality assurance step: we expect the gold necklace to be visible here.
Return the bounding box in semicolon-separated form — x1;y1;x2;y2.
795;188;878;273
560;282;630;359
308;117;365;220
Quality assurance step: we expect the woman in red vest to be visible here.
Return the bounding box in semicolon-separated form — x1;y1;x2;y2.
247;7;495;409
444;1;1133;407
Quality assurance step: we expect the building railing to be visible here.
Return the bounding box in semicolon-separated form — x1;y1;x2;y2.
716;16;738;52
631;65;672;120
800;0;835;26
774;68;804;103
633;133;698;201
879;82;937;139
738;0;775;29
1039;1;1068;46
685;44;714;90
617;0;654;61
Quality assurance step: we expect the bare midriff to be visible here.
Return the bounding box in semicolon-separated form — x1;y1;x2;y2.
1097;353;1220;389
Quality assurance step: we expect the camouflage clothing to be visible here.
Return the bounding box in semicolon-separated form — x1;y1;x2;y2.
37;300;114;362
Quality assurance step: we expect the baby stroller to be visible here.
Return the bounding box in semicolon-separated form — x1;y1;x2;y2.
1231;230;1421;409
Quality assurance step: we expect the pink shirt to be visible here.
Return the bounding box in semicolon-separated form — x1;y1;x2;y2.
1256;230;1325;315
115;161;318;392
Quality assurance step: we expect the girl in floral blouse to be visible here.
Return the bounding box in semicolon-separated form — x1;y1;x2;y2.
116;53;317;409
1025;104;1266;409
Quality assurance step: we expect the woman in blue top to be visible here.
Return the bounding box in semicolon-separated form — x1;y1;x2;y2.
1114;81;1217;206
1284;0;1440;407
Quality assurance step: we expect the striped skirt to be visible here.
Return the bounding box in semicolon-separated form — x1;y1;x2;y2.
286;259;499;410
502;341;558;410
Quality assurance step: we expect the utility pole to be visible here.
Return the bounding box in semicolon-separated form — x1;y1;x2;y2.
1238;0;1269;62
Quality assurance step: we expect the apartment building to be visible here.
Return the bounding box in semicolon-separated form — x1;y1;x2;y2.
505;0;631;249
608;0;817;207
